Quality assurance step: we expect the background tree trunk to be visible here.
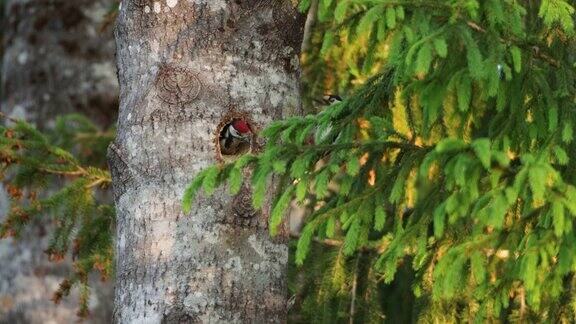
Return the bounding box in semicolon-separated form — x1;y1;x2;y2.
110;0;304;322
0;0;117;322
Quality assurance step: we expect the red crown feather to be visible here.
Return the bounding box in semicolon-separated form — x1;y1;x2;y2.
232;120;251;134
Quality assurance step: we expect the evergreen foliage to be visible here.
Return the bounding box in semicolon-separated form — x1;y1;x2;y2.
3;0;576;321
184;0;576;321
0;114;114;317
300;0;389;110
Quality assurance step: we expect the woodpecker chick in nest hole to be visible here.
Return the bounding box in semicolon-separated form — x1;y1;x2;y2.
219;119;252;156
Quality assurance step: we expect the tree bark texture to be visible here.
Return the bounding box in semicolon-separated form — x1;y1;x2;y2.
109;0;304;322
0;0;117;322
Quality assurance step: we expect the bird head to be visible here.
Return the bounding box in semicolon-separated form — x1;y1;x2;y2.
322;94;343;105
230;119;252;142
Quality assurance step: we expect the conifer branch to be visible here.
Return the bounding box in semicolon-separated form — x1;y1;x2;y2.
464;20;560;68
40;168;87;176
296;140;429;154
0;115;114;316
0;111;19;124
290;232;344;248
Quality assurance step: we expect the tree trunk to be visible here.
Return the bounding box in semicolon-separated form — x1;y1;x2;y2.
0;0;117;322
109;1;304;322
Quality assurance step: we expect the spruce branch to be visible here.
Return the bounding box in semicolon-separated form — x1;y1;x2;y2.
463;20;561;68
0;114;115;317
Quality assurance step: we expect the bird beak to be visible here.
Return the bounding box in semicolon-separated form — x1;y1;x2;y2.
312;98;325;104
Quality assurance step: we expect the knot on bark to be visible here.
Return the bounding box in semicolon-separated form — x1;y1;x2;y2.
131;0;151;7
155;65;201;105
218;183;264;228
232;184;258;219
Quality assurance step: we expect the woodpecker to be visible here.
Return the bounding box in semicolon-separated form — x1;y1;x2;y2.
305;95;343;145
322;94;343;105
219;119;251;155
313;94;342;144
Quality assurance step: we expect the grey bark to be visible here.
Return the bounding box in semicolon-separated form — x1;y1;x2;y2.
109;0;304;322
0;0;117;322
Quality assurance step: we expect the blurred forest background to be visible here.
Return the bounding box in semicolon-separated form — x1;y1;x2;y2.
2;0;576;323
0;0;117;322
